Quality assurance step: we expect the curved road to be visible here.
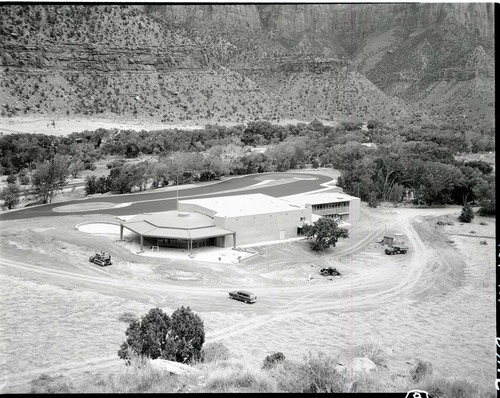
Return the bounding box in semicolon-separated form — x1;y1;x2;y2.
0;172;332;221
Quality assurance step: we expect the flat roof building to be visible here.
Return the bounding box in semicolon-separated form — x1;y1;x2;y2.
180;193;311;247
120;191;360;253
280;190;360;226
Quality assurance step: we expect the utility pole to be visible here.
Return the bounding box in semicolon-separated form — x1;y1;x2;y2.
176;173;179;211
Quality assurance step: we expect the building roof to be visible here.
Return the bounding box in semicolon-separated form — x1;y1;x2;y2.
180;193;306;217
121;211;234;240
124;211;214;229
280;191;359;206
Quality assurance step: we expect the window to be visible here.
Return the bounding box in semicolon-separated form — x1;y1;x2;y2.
300;217;305;221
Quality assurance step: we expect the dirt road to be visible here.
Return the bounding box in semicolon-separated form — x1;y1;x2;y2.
0;204;496;393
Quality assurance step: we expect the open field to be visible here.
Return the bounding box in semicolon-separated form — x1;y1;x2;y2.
0;198;496;393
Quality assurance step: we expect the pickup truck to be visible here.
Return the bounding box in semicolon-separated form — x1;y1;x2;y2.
385;244;409;255
228;290;257;303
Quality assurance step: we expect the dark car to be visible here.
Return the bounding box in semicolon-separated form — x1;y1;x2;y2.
228;290;257;303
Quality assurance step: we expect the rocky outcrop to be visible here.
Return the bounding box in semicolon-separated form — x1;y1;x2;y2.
148;3;494;50
0;42;208;71
0;3;494;124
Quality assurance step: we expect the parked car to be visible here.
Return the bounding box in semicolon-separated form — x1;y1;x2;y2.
228;290;257;303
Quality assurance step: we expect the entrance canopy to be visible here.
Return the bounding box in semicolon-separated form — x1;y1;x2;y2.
120;211;235;251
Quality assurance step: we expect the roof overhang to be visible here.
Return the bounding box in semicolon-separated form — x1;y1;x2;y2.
122;222;234;240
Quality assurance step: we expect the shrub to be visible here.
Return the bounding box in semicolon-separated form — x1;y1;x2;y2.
351;343;387;367
203;360;276;392
80;353;179;393
262;352;286;369
410;359;433;382
0;183;21;209
202;342;231;363
30;373;74;393
416;374;494;398
458;203;474;223
270;352;345;393
478;200;495;216
19;174;30;185
368;192;380;208
118;311;139;324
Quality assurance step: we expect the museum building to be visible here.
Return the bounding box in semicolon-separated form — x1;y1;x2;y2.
119;191;360;252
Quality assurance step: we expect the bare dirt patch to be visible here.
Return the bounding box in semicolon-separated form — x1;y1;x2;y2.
0;205;495;394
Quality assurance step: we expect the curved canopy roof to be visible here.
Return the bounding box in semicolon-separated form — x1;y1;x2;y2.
121;210;234;240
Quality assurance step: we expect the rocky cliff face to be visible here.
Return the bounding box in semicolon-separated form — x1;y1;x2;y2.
148;3;494;51
0;3;494;126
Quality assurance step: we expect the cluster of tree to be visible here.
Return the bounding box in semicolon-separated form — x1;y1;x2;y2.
0;153;73;207
0;133;97;175
0;119;495;215
334;139;495;209
118;306;205;365
2;120;493;176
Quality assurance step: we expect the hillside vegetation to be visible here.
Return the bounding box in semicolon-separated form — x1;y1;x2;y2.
0;4;494;127
29;344;495;396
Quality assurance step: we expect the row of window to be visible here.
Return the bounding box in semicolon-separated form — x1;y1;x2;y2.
311;202;349;210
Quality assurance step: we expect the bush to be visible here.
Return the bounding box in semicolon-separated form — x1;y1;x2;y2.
79;353;179;393
202;342;231;363
118;306;205;365
30;373;74;393
368;192;380;208
270;352;345;393
410;359;433;382
458;203;474;223
262;352;286;369
19;174;30;185
478;200;495;216
0;183;21;209
417;374;494;398
203;360;276;392
118;311;139;324
351;343;387;367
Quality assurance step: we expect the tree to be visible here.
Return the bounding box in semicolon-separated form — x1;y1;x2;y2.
303;217;349;251
0;183;21;209
162;306;205;364
458;202;475;223
68;157;85;178
476;176;495;216
6;174;16;184
408;161;463;205
118;307;171;362
84;175;112;195
125;142;140;158
31;154;69;204
118;306;205;365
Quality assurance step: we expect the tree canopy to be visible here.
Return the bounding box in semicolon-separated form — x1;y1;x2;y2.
303;217;349;251
118;306;205;364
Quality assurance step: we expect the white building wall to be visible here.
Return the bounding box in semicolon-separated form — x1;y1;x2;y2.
215;208;311;247
349;197;361;221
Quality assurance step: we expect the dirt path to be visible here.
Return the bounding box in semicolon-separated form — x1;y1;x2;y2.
0;205;495;393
